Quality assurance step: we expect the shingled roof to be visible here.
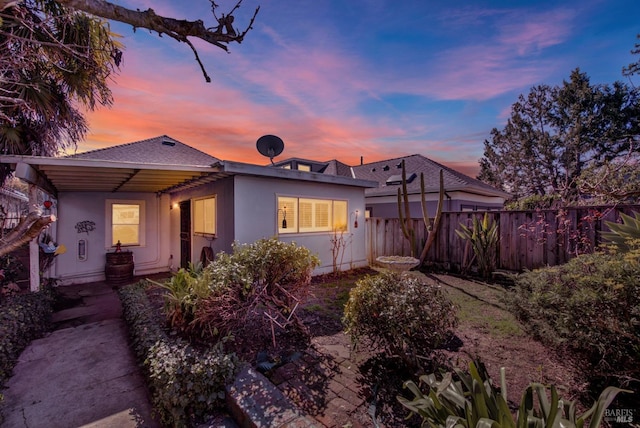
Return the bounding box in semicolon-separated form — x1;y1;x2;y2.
66;135;219;166
319;159;353;177
352;154;510;198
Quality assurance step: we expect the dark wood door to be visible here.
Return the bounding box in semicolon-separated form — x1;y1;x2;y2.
179;200;191;269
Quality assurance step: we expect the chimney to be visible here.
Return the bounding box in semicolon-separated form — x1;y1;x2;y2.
360;156;363;165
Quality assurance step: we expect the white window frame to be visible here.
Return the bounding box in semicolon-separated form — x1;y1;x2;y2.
193;195;216;236
277;196;348;234
106;199;145;248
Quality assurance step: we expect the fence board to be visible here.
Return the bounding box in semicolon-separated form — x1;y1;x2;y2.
365;204;640;272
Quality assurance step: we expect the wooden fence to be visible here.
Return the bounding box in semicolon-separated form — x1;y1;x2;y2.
365;204;640;272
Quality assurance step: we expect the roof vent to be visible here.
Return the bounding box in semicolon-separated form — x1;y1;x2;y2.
383;165;390;171
371;167;376;172
396;162;402;168
162;139;176;147
386;172;416;185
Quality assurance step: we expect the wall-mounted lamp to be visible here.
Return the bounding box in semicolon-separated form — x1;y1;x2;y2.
351;210;360;228
171;202;179;210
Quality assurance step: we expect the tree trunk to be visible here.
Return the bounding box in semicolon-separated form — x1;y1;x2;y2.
0;213;56;257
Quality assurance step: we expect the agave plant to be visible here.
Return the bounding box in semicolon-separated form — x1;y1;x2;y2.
455;213;499;279
398;361;630;428
601;211;640;252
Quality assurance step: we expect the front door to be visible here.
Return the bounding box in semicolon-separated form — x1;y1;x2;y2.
179;200;191;269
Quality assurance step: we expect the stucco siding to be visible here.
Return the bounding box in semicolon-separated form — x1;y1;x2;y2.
54;192;171;284
169;177;235;268
233;175;369;274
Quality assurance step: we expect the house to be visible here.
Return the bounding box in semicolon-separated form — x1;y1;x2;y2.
272;154;510;218
0;136;376;286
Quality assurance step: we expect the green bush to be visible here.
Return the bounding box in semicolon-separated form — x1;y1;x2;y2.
398;360;630;428
0;288;54;387
118;282;239;427
343;272;457;368
508;249;640;387
601;210;640;252
157;238;320;343
455;212;499;279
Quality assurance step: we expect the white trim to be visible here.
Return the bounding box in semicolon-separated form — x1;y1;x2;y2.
105;199;146;249
193;195;217;236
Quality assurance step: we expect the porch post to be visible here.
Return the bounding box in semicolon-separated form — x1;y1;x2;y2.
28;184;40;292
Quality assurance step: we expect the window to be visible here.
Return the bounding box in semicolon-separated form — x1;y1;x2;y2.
194;196;216;235
297;163;311;172
278;196;348;234
107;200;144;247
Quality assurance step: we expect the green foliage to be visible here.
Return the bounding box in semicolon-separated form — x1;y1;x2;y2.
343;272;457;368
1;0;122;183
0;254;25;288
479;68;640;203
151;262;211;333
398;360;630;428
508;250;640;385
601;211;640;252
147;339;238;427
455;213;499;279
118;282;239;427
158;238;320;343
0;288;54;387
504;194;561;210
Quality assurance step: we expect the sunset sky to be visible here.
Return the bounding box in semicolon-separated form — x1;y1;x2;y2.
76;0;640;177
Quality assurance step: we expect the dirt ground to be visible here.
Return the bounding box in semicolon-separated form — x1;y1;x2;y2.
149;268;590;426
295;268;588;423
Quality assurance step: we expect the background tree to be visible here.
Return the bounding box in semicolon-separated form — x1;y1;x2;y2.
0;0;258;258
478;69;640;204
623;33;640;83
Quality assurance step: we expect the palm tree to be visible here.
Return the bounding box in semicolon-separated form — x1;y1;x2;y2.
0;0;121;256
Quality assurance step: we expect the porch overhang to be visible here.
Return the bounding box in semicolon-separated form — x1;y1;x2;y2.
0;155;230;196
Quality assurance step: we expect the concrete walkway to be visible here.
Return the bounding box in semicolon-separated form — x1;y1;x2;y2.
1;280;160;428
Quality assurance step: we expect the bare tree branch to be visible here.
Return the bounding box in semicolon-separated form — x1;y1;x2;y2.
51;0;260;81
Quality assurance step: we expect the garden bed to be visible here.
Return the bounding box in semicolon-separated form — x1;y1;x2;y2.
144;267;589;426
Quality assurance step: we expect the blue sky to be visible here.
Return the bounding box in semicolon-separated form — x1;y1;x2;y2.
78;0;640;177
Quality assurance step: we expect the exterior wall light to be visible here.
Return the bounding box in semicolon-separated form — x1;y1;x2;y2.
351;210;359;228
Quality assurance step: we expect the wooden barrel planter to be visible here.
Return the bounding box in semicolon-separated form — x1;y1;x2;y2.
105;251;134;285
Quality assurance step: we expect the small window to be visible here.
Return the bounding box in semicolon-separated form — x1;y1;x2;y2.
278;196;297;233
194;196;216;235
297;164;311;172
107;200;145;247
333;200;348;231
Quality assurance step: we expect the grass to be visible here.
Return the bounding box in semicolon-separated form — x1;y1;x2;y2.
436;276;525;338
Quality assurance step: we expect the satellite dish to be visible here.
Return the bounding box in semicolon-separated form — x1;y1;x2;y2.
256;135;284;165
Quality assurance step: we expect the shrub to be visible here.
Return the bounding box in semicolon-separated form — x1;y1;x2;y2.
601;210;640;252
508;249;640;389
158;238;320;345
118;282;239;427
398;360;630;428
455;212;499;279
343;272;457;368
0;287;54;387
